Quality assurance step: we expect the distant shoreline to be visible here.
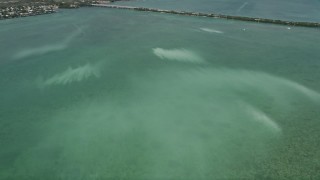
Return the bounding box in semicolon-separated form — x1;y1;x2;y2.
92;4;320;28
0;4;58;20
1;3;320;28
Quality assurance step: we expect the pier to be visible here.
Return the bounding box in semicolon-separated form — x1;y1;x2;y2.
92;4;320;28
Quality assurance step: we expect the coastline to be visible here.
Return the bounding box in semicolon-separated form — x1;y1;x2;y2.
0;5;58;20
1;3;320;28
91;4;320;28
0;11;56;20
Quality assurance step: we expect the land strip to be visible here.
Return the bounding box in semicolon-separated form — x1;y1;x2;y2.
92;4;320;28
0;0;103;19
1;1;320;28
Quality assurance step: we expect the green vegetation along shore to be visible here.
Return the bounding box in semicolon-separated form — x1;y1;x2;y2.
0;0;121;19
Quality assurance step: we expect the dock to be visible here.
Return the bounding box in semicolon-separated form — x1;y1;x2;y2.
92;4;320;28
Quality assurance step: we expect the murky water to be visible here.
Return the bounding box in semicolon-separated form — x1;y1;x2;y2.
0;8;320;179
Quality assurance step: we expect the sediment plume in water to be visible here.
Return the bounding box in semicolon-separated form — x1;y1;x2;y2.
40;62;102;87
13;27;85;60
245;104;281;133
13;44;68;60
10;66;319;179
153;48;204;63
200;28;224;34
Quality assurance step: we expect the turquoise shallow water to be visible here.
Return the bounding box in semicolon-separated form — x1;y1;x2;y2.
0;8;320;179
115;0;320;22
